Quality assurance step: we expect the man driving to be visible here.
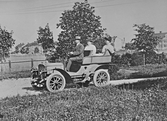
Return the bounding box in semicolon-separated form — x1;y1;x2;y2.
66;36;84;71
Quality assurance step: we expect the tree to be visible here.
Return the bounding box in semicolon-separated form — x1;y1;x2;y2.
15;43;24;53
20;47;29;54
125;43;136;50
131;24;159;53
56;1;106;58
37;23;54;51
0;26;15;62
93;38;106;53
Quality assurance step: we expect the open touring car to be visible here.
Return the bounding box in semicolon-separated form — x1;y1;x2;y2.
31;49;117;92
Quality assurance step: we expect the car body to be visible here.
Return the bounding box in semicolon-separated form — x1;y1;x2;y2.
31;50;116;92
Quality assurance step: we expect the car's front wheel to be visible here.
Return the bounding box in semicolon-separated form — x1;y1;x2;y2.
46;73;66;92
93;69;110;87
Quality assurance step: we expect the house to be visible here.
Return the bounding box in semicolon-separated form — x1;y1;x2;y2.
21;41;43;54
16;43;25;52
154;31;167;54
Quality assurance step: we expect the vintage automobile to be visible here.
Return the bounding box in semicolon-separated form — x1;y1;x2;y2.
31;49;116;92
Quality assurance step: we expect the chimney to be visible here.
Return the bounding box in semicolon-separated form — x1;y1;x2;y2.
160;31;162;33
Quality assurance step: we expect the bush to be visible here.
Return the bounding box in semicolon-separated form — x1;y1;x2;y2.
112;52;143;66
145;52;167;64
121;53;132;65
112;51;167;67
108;64;120;80
130;52;144;66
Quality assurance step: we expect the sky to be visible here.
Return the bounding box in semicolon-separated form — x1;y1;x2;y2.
0;0;167;50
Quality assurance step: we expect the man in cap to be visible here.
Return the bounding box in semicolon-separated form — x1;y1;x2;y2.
66;36;84;71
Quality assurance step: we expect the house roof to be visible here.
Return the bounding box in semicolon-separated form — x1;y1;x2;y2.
22;41;40;48
16;43;25;48
154;32;167;39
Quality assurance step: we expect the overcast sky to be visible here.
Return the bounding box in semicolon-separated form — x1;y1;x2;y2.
0;0;166;50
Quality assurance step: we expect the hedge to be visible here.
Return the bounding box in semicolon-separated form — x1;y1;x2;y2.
112;51;167;66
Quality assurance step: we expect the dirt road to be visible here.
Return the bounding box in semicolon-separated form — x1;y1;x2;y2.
0;78;41;99
0;76;166;100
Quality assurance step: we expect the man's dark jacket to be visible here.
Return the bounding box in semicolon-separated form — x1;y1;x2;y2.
73;43;84;59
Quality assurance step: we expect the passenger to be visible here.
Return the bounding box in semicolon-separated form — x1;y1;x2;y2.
102;37;115;55
84;39;96;55
66;36;84;71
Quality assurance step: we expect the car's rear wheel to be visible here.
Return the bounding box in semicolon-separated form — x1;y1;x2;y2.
46;73;66;92
93;69;110;87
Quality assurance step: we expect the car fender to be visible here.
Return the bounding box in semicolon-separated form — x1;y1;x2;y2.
95;63;119;73
53;68;73;84
95;64;112;71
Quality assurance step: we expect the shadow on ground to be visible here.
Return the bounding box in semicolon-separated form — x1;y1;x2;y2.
22;87;44;91
115;78;167;90
22;81;92;92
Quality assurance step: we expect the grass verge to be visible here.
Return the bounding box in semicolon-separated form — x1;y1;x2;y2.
118;64;167;79
0;78;167;121
0;70;31;80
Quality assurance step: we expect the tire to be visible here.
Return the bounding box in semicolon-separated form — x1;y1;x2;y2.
46;72;66;92
93;69;110;87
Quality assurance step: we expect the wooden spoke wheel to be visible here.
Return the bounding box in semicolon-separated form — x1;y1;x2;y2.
93;69;110;87
46;73;66;92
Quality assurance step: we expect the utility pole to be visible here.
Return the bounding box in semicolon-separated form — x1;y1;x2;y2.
122;38;125;49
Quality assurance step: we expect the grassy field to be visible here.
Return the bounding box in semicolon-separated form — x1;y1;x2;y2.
0;78;167;120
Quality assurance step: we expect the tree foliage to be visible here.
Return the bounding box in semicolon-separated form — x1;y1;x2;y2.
125;43;135;50
37;23;54;51
15;43;24;53
0;26;15;61
93;38;106;53
20;47;29;54
131;24;159;53
34;47;39;53
56;1;106;58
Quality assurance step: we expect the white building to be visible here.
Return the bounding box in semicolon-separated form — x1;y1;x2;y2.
154;31;167;53
21;42;43;54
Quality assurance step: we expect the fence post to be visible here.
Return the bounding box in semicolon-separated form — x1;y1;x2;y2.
0;62;3;75
9;60;11;72
143;53;145;65
31;58;33;69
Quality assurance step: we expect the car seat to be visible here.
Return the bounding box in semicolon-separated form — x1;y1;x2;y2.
70;50;93;72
